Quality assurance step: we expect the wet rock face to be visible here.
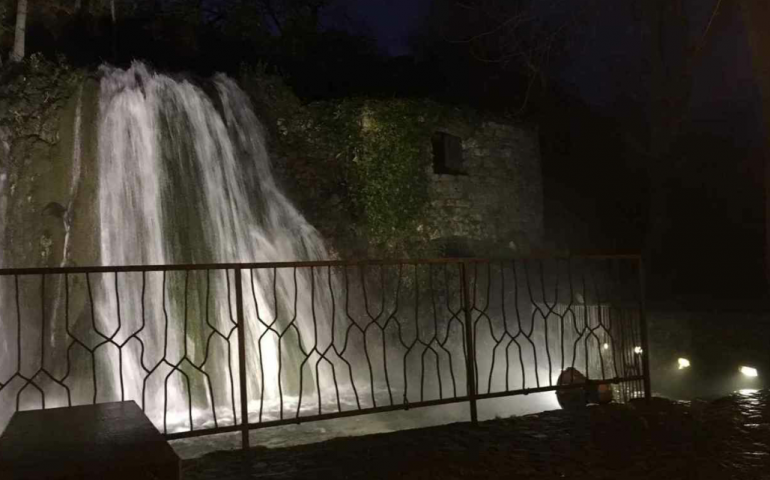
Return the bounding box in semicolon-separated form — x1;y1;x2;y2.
0;58;86;270
0;126;10;168
42;201;67;219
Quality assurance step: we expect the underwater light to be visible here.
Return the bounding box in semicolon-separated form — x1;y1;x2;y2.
677;358;690;370
740;366;759;377
633;346;643;355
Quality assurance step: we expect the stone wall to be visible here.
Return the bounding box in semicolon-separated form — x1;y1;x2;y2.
263;90;545;259
426;121;543;255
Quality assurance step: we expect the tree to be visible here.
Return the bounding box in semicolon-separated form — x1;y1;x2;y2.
10;0;25;62
740;0;770;284
416;0;602;114
625;0;738;299
0;1;9;66
217;0;329;37
6;0;79;64
253;0;329;33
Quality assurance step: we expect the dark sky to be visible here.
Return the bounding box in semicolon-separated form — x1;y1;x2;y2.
339;0;758;117
336;0;430;56
336;0;761;142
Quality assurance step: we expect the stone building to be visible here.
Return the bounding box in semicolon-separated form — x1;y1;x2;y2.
271;97;545;259
425;121;543;256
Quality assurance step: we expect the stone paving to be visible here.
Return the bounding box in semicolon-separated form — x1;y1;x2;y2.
182;390;770;479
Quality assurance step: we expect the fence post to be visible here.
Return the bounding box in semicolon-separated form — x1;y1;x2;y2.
461;262;478;424
234;268;250;450
638;258;652;402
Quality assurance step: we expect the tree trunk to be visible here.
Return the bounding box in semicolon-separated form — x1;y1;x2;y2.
641;0;730;299
741;0;770;290
111;0;117;60
11;0;27;62
640;0;693;298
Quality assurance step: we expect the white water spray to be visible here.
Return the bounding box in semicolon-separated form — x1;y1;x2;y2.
95;63;337;430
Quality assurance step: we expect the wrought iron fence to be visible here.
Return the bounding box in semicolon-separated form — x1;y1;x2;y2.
0;256;649;447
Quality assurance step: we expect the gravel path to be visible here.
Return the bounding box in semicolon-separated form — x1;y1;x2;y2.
182;391;770;479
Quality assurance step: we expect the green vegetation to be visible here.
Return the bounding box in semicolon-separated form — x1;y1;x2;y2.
271;90;474;256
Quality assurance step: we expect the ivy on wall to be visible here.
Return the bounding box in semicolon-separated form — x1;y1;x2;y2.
263;85;474;253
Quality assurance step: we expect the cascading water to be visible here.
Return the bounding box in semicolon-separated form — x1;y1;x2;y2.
0;62;629;438
94;62;337;430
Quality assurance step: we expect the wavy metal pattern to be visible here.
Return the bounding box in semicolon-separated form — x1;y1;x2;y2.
0;256;648;444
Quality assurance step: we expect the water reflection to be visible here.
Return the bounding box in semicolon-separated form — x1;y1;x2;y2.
738;389;759;396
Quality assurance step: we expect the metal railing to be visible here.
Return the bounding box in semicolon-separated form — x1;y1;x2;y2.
0;255;649;447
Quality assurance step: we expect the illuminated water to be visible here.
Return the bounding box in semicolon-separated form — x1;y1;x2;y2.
94;63;335;430
0;64;630;436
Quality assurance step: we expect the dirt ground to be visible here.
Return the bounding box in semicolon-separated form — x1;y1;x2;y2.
182;390;770;479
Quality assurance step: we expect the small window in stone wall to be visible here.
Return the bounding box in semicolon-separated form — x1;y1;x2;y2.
432;132;465;175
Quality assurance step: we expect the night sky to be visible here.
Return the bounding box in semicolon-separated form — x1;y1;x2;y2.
341;0;760;116
335;0;430;56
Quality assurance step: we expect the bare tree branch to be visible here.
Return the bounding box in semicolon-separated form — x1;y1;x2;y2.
696;0;724;54
453;11;532;44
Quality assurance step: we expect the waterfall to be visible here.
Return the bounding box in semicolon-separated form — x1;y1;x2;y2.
0;62;585;434
95;62;336;430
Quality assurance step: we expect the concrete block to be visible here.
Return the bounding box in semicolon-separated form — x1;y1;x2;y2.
0;401;180;480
